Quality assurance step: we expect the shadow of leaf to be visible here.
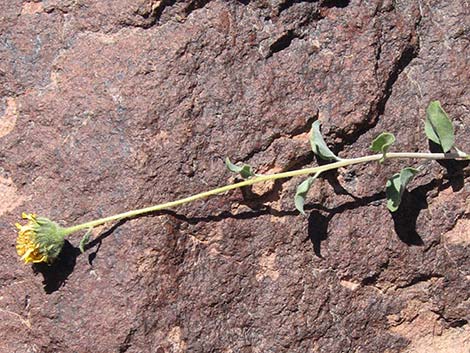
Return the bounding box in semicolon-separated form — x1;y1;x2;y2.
391;190;426;246
429;140;469;191
307;210;329;258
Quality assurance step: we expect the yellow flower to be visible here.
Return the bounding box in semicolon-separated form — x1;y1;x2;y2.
16;213;66;264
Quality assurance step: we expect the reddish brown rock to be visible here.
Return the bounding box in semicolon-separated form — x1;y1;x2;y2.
0;0;469;352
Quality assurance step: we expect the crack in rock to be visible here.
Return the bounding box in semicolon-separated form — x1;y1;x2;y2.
333;25;421;150
119;327;137;353
396;273;444;289
278;0;350;15
240;114;318;164
133;0;212;29
266;30;299;58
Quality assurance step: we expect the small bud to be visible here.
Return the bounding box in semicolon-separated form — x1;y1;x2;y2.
16;213;67;264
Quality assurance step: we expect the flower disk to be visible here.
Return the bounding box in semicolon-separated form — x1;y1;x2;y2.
16;213;66;264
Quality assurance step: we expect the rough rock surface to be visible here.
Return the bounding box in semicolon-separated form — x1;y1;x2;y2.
0;0;469;352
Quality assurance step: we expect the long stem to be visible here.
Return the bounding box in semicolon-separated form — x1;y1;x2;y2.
62;151;466;235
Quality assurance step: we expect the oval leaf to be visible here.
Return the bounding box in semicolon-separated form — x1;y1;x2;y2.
424;101;455;152
370;132;395;162
225;157;255;179
295;172;321;215
310;121;339;161
386;167;420;212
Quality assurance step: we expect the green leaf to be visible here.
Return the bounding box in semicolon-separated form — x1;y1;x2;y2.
424;101;455;152
386;167;420;212
310;121;339;161
225;157;255;179
79;228;93;254
370;132;395;162
295;172;321;215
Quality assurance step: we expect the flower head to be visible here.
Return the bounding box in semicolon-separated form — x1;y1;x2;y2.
16;213;66;264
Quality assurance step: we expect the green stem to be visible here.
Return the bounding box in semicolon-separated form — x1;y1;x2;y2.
62;151;467;236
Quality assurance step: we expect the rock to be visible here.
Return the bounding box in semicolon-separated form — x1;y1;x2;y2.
0;0;469;352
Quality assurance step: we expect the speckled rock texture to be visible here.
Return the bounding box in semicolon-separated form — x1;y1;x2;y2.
0;0;469;352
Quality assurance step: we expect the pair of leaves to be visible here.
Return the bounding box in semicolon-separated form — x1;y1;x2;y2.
225;157;256;179
227;152;321;215
369;132;418;212
385;167;419;212
373;101;454;212
294;120;339;215
383;101;454;211
370;101;455;158
424;101;455;152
